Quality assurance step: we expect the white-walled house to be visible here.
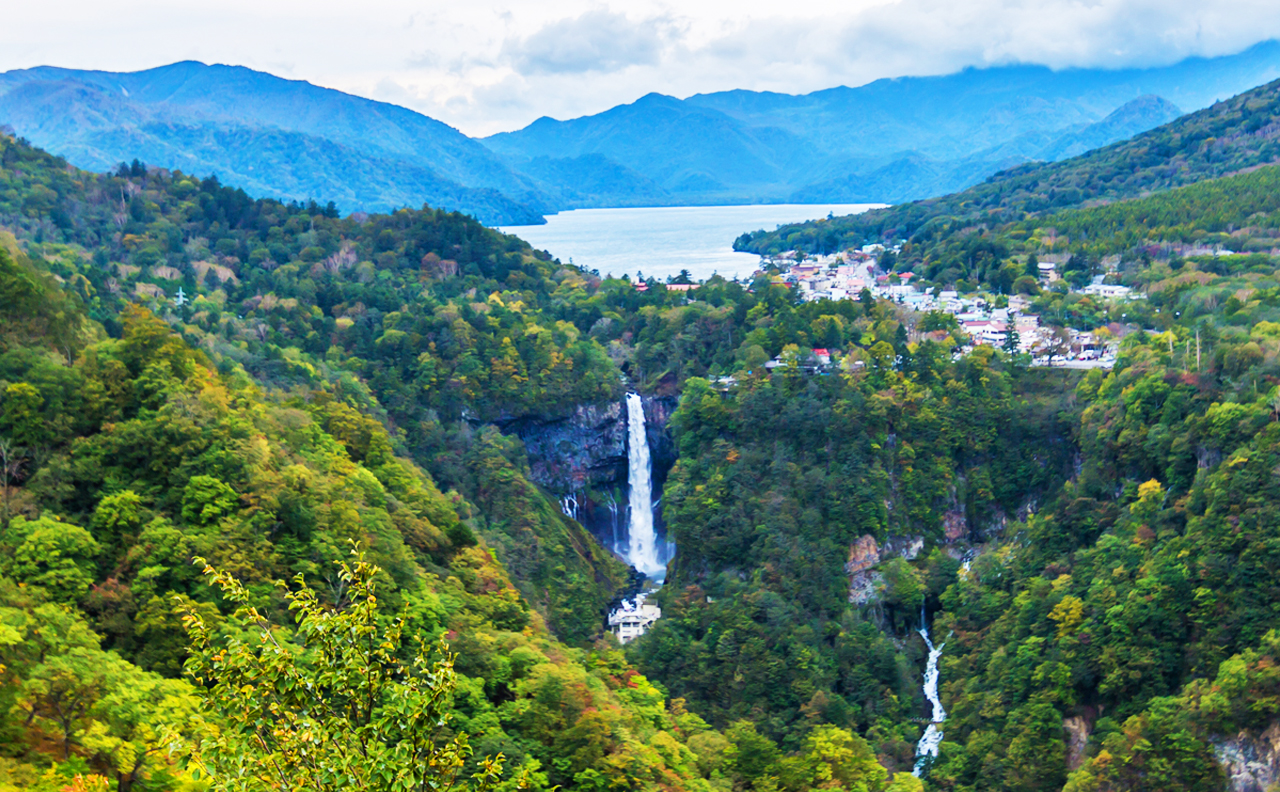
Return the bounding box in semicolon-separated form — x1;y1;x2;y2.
609;598;661;644
1080;283;1135;299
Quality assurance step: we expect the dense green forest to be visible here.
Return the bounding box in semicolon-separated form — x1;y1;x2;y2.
627;262;1280;787
634;351;1079;749
0;133;937;791
4;80;1280;792
0;239;931;792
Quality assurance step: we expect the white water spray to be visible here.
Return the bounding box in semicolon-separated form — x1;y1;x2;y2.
625;393;665;578
913;615;947;776
559;492;580;522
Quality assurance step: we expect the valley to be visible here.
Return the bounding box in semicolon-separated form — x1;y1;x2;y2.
2;41;1280;792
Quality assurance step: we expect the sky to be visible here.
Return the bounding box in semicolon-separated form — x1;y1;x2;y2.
4;0;1280;137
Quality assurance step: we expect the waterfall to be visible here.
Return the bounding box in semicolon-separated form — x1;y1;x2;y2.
913;615;947;776
606;491;621;555
559;492;580;522
625;393;665;578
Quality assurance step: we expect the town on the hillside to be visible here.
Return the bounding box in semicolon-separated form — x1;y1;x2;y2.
780;244;1138;367
640;243;1146;370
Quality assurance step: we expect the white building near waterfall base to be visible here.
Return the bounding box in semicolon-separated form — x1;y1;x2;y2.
609;599;661;644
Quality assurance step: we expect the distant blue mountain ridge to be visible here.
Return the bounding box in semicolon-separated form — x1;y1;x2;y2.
487;41;1280;206
0;62;549;225
2;41;1279;224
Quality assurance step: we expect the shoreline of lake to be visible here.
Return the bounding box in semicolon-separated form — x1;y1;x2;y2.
500;203;885;281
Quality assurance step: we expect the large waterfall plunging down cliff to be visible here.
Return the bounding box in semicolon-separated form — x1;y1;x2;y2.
625;393;666;579
913;616;947;776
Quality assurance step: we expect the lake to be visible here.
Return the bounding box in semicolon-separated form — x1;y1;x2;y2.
500;203;883;281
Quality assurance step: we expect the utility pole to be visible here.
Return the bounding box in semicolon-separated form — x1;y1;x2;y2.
1196;327;1201;372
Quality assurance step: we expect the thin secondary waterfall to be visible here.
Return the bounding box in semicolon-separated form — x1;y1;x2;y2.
559;492;580;522
606;491;621;555
625;392;665;578
913;615;947;776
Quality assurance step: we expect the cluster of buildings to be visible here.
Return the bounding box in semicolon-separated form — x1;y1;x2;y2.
630;247;1142;367
768;249;1137;366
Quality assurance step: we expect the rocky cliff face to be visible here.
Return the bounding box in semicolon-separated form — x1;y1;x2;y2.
643;394;679;468
503;393;679;559
643;395;680;537
506;401;628;492
1063;715;1092;771
1215;722;1280;792
845;533;928;605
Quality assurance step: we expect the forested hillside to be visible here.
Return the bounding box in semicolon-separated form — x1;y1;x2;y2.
737;76;1280;263
0;131;946;791
4;111;1280;792
673;76;1280;789
0;252;731;792
0;134;630;641
636;352;1079;747
637;311;1280;788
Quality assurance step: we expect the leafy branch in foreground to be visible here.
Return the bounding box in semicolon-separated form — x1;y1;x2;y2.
178;552;515;792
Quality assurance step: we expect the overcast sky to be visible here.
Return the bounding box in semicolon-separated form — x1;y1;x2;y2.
4;0;1280;136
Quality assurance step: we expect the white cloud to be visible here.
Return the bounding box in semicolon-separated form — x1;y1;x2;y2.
503;9;670;75
1;0;1279;135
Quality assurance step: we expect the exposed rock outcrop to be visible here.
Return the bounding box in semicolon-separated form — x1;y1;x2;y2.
1215;722;1280;792
505;401;627;492
884;535;925;561
849;570;884;605
1063;715;1092;771
846;535;883;604
845;531;968;604
846;535;880;575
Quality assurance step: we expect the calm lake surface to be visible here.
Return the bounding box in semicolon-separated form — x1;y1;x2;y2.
500;204;883;281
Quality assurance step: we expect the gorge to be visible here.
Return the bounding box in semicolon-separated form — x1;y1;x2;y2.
523;391;677;582
5;75;1280;789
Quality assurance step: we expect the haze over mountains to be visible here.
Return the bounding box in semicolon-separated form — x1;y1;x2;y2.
2;41;1279;225
0;62;550;225
489;41;1280;207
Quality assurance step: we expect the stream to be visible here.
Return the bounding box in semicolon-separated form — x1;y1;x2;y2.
913;618;947;776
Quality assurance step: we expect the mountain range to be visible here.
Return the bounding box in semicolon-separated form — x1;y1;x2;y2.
735;72;1280;258
487;41;1280;206
0;62;549;225
2;41;1279;224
